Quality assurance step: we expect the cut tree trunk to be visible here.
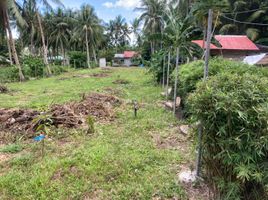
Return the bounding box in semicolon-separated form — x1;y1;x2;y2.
5;10;24;81
85;28;91;68
173;47;179;115
37;13;52;75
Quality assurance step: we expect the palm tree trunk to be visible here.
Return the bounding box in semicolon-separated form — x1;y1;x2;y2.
166;51;171;99
5;10;24;81
37;12;52;75
92;46;97;65
150;41;155;55
173;47;179;115
6;34;13;65
30;24;35;55
85;28;91;68
60;39;65;65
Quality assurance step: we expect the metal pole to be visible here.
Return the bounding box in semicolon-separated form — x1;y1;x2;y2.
162;55;166;89
196;9;213;177
196;123;203;177
166;51;171;99
204;9;213;79
173;47;179;115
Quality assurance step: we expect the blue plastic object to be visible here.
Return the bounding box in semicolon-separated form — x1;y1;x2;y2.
34;134;45;142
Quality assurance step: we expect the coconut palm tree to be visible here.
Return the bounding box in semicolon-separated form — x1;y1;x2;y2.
74;4;102;68
0;0;25;81
46;8;71;64
138;0;166;54
131;18;142;47
219;0;268;43
106;15;131;49
29;0;63;75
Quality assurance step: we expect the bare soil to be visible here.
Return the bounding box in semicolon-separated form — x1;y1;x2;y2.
152;126;210;200
112;79;130;85
0;85;8;93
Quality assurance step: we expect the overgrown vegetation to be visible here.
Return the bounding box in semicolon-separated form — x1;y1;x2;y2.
188;73;268;200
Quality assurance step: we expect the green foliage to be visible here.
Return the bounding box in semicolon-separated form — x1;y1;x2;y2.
188;73;268;200
86;115;95;134
0;66;21;83
0;144;23;153
9;154;33;167
174;57;268;102
99;49;116;62
68;51;87;68
50;65;68;75
146;50;167;83
22;56;45;77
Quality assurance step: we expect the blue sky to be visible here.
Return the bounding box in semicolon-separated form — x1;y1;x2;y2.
59;0;141;23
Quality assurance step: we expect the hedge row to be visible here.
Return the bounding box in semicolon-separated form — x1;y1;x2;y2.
171;57;268;199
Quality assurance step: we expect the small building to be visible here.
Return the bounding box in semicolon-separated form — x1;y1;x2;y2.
243;53;268;66
192;35;260;60
113;51;139;67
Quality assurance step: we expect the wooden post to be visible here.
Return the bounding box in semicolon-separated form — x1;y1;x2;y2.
204;9;213;79
166;51;171;99
173;47;179;115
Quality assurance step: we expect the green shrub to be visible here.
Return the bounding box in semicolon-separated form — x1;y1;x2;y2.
146;50;168;83
68;51;87;68
50;65;68;75
0;66;21;83
188;73;268;200
22;56;45;77
175;57;267;100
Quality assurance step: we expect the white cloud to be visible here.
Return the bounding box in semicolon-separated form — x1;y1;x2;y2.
103;0;141;9
102;2;114;8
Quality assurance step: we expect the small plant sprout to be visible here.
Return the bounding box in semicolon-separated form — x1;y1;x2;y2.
132;100;139;118
33;132;46;157
86;115;95;134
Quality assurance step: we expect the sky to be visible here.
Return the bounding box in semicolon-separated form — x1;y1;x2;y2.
58;0;142;23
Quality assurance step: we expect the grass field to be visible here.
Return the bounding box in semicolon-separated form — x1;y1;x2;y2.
0;67;195;199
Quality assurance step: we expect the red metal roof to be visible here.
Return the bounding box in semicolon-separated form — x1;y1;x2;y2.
215;35;259;51
124;51;137;58
192;40;219;50
192;35;259;51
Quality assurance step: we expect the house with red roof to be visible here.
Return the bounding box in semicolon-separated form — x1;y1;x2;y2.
113;51;140;67
192;35;260;60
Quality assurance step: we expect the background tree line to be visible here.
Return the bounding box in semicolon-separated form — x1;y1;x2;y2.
1;0;268;81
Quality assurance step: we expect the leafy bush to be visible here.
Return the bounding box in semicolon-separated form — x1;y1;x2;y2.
50;65;68;75
68;51;87;68
0;66;21;83
174;57;268;103
146;50;168;83
188;73;268;200
22;56;45;77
